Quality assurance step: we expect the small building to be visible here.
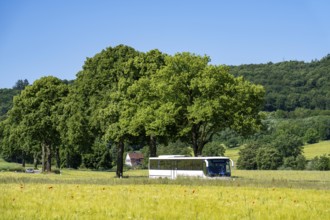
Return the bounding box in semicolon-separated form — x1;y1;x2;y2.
125;152;144;167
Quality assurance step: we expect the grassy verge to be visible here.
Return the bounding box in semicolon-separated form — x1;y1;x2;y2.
303;141;330;159
1;169;329;190
0;158;25;172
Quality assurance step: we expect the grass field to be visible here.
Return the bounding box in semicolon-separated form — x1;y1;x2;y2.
0;169;329;219
224;147;240;164
0;158;24;171
1;183;329;219
0;142;329;219
303;141;330;159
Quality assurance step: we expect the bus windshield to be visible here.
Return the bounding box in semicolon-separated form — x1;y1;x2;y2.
206;159;231;177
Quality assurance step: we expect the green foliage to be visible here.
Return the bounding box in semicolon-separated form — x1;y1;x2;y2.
213;129;243;148
157;141;192;156
0;89;19;121
256;147;283;170
230;55;330;111
153;52;264;156
82;139;112;170
273;133;303;158
1;76;69;172
237;142;260;170
202;142;225;156
60;149;82;169
307;154;330;170
304;128;319;144
282;155;307;170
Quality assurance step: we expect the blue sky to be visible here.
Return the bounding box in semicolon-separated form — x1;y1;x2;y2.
1;0;330;88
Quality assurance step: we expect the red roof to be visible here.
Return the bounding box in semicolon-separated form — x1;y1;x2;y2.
128;152;144;160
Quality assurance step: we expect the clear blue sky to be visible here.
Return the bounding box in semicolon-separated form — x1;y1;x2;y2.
1;0;330;88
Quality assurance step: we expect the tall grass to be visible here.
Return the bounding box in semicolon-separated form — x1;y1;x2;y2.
0;183;329;219
1;169;329;190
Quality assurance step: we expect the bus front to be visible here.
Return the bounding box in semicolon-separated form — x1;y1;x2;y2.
204;158;231;177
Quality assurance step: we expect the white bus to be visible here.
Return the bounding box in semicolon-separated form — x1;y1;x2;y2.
149;155;233;179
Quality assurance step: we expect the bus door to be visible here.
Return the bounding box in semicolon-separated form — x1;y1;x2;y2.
171;160;177;179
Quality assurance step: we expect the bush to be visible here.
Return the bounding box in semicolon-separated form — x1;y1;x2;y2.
304;128;319;144
52;168;61;174
256;148;282;170
273;134;303;158
282;155;307;170
237;142;260;170
295;155;307;170
306;155;330;170
202;142;225;156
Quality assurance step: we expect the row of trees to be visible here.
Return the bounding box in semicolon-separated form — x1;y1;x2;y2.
0;45;264;176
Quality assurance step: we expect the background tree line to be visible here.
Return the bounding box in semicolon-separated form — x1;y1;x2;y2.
230;55;330;111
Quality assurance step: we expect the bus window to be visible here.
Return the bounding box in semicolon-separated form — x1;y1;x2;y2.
150;160;158;169
207;159;230;177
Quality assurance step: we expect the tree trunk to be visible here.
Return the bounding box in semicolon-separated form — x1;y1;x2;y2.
33;152;38;170
55;146;60;169
46;144;52;172
191;124;202;157
149;135;157;157
66;151;70;168
21;151;26;167
116;140;124;178
43;143;52;172
42;143;46;172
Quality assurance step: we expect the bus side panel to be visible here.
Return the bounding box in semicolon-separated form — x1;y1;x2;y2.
149;169;173;179
176;170;204;178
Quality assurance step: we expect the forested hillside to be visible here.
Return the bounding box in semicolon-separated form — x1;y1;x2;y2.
230;55;330;111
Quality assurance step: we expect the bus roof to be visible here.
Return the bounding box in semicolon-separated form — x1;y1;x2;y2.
149;155;230;160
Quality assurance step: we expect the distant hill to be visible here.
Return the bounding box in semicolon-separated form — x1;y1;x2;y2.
230;54;330;111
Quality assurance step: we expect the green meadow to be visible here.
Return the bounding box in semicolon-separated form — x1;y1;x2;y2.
303;141;330;159
0;141;329;219
0;169;330;219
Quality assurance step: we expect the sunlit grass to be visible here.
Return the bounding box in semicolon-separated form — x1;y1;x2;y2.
1;169;329;190
0;158;23;171
0;183;329;219
303;141;330;159
224;147;240;164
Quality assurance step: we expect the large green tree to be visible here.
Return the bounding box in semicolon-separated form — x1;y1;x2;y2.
72;45;141;177
153;53;265;156
2;76;68;172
